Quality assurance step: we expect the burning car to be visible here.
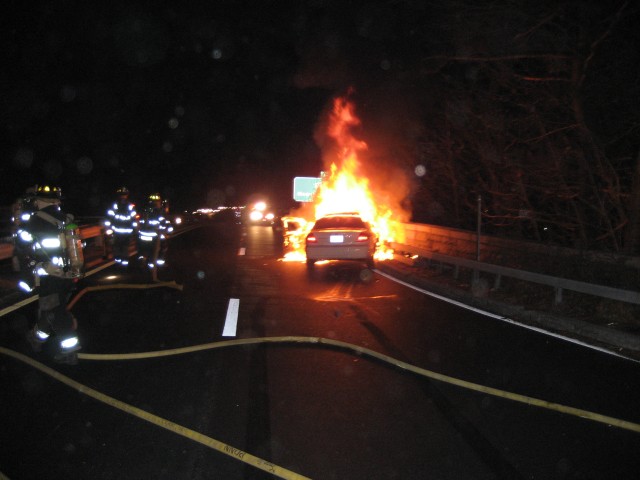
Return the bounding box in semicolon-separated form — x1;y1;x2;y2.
305;212;377;269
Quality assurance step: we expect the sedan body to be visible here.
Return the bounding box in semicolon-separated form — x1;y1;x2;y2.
305;213;377;268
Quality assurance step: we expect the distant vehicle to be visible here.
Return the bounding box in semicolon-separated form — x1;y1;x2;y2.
247;201;275;225
305;212;377;269
277;216;308;253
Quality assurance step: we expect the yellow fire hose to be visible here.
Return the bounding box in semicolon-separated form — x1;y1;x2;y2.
75;335;640;434
66;280;183;311
2;280;640;480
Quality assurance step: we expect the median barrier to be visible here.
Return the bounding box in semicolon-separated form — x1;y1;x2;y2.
0;244;12;262
397;222;640;290
391;241;640;307
1;219;636;309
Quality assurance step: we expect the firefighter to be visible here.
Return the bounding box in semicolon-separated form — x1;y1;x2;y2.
10;185;37;272
137;193;173;269
16;185;84;365
105;186;137;266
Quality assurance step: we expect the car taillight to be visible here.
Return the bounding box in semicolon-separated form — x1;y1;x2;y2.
306;234;317;243
357;232;369;242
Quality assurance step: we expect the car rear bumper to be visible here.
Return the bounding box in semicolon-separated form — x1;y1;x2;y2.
305;245;373;261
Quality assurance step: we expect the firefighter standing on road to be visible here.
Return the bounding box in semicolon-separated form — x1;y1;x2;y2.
10;185;37;272
137;193;172;270
105;186;137;266
15;185;84;365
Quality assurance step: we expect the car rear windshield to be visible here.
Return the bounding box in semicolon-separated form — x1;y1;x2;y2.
314;216;367;229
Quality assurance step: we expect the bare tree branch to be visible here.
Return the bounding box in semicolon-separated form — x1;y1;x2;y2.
520;76;571;82
422;54;572;62
513;7;563;41
579;1;630;87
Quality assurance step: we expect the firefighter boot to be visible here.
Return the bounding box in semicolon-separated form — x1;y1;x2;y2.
54;351;78;365
26;327;47;353
54;334;81;365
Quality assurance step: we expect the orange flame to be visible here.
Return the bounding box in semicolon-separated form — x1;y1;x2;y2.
283;95;402;262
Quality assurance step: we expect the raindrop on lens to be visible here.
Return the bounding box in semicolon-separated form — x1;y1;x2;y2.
13;148;34;168
77;156;93;175
60;85;77;102
359;269;373;283
44;160;63;179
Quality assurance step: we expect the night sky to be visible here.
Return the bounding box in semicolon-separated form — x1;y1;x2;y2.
2;1;359;215
2;0;639;239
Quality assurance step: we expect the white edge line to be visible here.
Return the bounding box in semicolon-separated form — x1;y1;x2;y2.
375;269;640;364
222;298;240;337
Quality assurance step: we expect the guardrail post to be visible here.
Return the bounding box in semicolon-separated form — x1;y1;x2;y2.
94;230;104;247
476;194;482;262
554;287;563;305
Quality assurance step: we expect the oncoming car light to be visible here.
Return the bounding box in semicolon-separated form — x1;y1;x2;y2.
249;210;264;222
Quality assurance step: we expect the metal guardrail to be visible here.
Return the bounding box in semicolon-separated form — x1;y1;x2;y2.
0;243;12;262
2;219;637;306
391;242;640;306
0;222;106;262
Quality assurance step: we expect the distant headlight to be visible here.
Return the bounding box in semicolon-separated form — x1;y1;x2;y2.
265;213;275;220
250;211;263;221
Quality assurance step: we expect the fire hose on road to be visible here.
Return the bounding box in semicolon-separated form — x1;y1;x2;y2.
2;331;640;480
2;262;640;478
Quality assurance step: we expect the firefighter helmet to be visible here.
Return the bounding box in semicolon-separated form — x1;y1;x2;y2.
116;186;130;197
148;193;162;207
35;184;62;200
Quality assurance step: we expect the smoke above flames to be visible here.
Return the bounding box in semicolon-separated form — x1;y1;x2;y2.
290;90;412;251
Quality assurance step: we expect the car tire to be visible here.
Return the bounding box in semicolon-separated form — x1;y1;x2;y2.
306;259;315;269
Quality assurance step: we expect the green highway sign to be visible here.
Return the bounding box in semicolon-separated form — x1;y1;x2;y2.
293;176;322;202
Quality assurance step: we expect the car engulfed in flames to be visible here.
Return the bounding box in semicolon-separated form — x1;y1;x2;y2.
282;94;407;265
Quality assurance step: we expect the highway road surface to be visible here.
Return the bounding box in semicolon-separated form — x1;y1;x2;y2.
2;214;640;479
